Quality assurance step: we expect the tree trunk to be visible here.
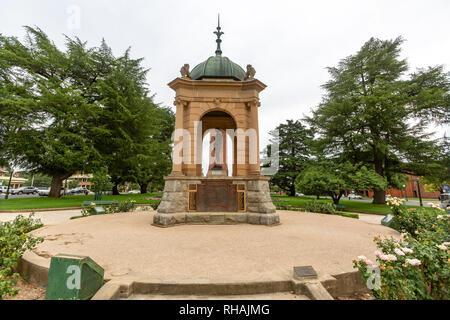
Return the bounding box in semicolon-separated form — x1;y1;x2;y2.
112;184;120;195
139;182;148;194
316;195;320;199
373;189;386;204
49;173;71;198
373;149;386;204
331;191;344;205
289;186;295;197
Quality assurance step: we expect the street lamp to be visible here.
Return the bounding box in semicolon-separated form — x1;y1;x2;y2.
416;177;423;207
5;169;13;200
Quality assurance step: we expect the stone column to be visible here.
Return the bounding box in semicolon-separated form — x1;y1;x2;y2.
171;100;185;175
249;102;260;175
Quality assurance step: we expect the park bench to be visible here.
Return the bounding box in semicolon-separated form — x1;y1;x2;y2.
82;200;119;215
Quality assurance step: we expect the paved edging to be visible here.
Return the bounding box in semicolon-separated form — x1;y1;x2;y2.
18;249;368;300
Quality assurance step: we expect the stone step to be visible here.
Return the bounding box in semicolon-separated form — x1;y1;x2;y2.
123;292;309;300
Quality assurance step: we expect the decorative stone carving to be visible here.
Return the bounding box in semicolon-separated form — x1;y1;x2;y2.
244;64;256;80
245;99;260;109
180;64;191;79
174;97;190;108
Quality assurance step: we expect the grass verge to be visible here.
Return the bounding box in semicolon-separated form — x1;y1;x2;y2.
0;193;162;211
271;195;419;215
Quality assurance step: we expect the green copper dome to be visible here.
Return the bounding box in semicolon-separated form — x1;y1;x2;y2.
190;56;246;81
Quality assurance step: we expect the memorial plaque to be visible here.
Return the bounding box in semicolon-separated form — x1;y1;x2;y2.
197;180;237;212
293;266;318;280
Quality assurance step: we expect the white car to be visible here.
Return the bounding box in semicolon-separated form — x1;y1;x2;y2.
10;186;39;195
38;187;50;196
348;194;363;200
128;190;140;194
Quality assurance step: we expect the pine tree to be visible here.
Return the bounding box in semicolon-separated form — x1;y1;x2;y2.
307;37;449;204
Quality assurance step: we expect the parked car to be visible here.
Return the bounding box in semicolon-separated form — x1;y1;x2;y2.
295;192;305;196
128;190;140;194
67;187;89;195
0;186;8;194
38;187;50;196
438;193;450;210
10;186;39;195
348;193;363;200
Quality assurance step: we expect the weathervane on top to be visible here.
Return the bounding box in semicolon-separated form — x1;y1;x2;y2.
214;14;224;56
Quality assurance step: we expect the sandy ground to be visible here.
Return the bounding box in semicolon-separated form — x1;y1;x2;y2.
0;209;385;226
3;278;45;300
28;210;399;284
0;209;80;225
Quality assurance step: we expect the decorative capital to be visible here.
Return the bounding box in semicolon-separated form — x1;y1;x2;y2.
174;97;190;108
245;98;260;109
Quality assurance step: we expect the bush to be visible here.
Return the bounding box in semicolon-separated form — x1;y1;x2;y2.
0;213;43;299
305;200;336;214
81;199;137;217
150;200;161;211
117;199;136;212
353;196;449;300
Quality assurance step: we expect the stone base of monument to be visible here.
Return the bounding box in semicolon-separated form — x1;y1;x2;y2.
153;212;280;227
154;175;279;227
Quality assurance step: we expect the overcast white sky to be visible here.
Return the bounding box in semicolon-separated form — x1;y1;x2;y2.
1;0;449;147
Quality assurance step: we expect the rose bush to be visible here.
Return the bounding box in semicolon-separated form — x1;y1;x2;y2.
354;196;449;300
0;213;43;299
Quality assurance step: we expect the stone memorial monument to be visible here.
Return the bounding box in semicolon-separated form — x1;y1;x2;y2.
153;17;279;226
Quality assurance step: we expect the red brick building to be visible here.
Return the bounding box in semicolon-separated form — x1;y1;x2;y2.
365;174;440;199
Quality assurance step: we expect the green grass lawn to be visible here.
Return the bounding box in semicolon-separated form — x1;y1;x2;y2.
0;193;162;210
271;195;419;215
1;192;420;215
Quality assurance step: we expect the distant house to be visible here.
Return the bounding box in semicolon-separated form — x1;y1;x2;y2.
70;173;93;189
364;174;440;199
0;167;28;189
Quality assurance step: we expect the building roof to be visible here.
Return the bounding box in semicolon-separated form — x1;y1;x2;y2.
0;175;27;183
191;56;246;81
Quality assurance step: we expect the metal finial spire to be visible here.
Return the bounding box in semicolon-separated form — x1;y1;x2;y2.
213;14;224;56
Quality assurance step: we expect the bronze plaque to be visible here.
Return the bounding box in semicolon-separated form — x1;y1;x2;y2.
196;180;237;212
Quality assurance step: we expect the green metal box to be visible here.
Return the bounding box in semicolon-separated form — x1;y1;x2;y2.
381;214;395;228
45;254;104;300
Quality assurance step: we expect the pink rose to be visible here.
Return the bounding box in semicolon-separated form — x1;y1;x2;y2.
380;254;390;261
394;248;405;256
405;259;421;266
401;248;413;254
387;254;397;261
364;259;374;265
